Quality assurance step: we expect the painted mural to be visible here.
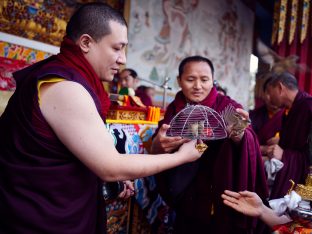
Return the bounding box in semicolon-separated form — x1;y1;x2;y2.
127;0;254;108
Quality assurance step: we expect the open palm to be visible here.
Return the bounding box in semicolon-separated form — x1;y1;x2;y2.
222;190;263;217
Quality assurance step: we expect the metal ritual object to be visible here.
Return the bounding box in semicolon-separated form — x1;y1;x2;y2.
287;170;312;228
166;105;228;142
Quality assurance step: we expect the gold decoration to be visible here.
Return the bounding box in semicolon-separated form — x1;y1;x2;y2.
272;0;281;45
107;109;146;121
288;179;296;194
0;0;69;46
291;169;312;201
278;0;288;44
289;0;298;44
195;143;208;153
305;172;312;186
295;184;312;201
300;0;310;43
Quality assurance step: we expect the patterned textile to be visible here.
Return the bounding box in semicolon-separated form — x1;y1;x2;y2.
0;57;29;90
106;123;173;233
273;221;312;233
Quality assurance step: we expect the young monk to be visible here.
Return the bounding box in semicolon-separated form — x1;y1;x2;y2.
0;3;203;233
151;55;268;233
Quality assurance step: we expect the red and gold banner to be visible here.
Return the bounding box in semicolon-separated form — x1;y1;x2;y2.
278;0;288;44
300;0;310;43
0;57;29;91
289;0;299;44
272;0;281;45
0;41;51;63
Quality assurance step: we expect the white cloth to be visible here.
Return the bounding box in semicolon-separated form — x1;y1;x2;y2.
269;191;302;216
264;158;284;184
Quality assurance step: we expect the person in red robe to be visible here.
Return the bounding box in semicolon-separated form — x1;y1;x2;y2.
151;55;268;233
0;3;203;234
263;72;312;200
249;94;284;150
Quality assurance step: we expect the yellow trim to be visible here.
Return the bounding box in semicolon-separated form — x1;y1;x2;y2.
37;78;65;106
106;119;158;125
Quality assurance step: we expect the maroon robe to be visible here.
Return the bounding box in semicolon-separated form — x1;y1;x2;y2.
155;88;268;234
249;105;284;145
270;91;312;199
0;38;108;233
135;87;153;106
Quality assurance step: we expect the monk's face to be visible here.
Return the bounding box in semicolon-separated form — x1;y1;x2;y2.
265;84;283;108
119;70;137;89
84;21;128;82
178;61;213;103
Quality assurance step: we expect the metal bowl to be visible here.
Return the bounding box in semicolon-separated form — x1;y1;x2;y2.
288;207;312;228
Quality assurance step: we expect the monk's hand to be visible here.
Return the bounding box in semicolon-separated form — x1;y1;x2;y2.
227;108;250;142
266;136;279;145
118;180;135;199
151;124;190;153
260;145;269;156
221;190;264;218
267;144;283;160
227;108;250;143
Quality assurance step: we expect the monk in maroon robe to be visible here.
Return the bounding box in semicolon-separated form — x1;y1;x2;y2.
0;4;203;234
135;85;154;106
151;56;268;234
249;103;283;146
263;72;312;200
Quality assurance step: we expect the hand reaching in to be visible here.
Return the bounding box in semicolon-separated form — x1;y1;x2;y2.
221;190;264;217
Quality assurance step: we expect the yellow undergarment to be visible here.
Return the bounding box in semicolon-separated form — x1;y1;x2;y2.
37;78;64;106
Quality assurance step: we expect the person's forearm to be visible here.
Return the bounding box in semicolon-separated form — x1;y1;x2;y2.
260;204;292;228
100;151;185;181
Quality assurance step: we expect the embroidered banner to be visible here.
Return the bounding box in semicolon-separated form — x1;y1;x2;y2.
278;0;288;44
289;0;298;44
272;0;281;44
300;0;310;43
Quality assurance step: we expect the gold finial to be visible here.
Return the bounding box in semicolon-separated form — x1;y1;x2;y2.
195;143;208;153
287;179;295;194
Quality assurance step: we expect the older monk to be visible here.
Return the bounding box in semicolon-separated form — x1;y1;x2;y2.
263;72;312;200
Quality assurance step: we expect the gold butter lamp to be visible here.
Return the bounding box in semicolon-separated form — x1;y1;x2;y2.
290;167;312;201
288;167;312;228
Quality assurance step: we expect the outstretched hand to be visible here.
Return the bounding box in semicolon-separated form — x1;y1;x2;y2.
221;190;263;218
151;124;189;153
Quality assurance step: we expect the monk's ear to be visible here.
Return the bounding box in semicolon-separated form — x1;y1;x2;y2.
277;81;285;93
77;34;93;53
